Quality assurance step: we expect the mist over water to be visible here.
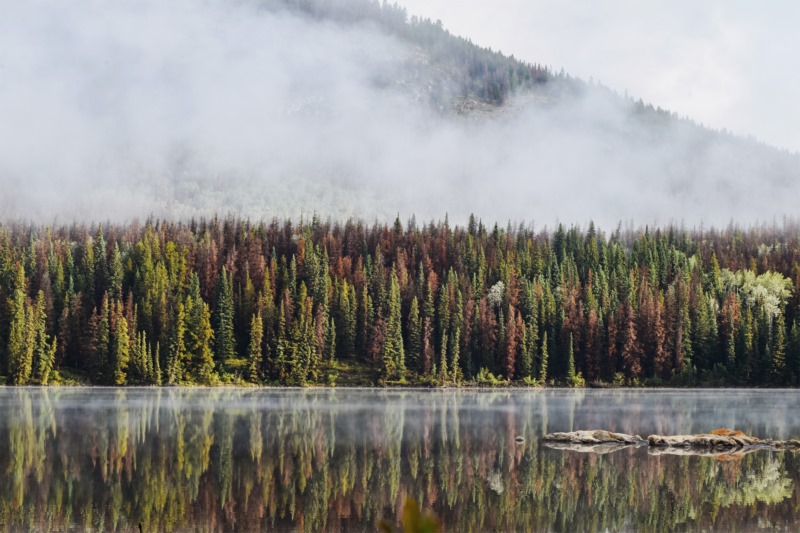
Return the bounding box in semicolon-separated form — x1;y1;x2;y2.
1;0;798;228
2;388;800;531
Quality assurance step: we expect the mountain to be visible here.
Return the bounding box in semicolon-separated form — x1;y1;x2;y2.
0;0;797;226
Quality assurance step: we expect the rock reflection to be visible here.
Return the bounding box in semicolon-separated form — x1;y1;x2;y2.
0;388;798;532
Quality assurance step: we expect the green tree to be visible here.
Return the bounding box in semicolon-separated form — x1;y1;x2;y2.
214;267;236;362
32;291;57;385
247;312;264;383
167;302;188;384
539;331;549;383
383;270;405;378
186;274;216;384
7;265;33;385
112;313;130;385
407;297;422;372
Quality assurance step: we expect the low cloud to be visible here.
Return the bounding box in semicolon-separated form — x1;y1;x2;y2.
1;0;797;228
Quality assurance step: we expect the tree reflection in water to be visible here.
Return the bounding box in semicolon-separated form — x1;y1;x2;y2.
0;388;798;532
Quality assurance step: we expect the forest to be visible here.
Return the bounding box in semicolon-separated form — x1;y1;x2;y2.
1;215;800;387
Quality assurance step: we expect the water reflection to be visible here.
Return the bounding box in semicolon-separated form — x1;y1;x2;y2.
0;388;799;531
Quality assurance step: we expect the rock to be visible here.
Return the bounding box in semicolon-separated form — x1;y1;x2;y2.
544;428;800;455
514;435;525;444
648;430;764;449
543;430;645;445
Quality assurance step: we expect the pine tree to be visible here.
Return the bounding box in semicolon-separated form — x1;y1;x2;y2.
771;317;787;385
621;302;641;381
520;319;536;378
186;275;216;384
450;326;461;384
32;290;56;385
325;315;336;363
274;300;288;383
247;312;264;383
438;332;448;384
566;332;577;386
384;270;405;376
785;320;800;385
539;331;549;383
109;243;124;301
421;317;434;376
504;305;516;380
167;302;188;384
112;314;130;385
214;267;236;362
407;296;422;372
7;265;33;385
371;313;389;382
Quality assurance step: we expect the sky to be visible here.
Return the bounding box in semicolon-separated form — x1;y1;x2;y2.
396;0;800;153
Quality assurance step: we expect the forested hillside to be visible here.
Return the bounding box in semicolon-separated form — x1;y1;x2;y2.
1;217;799;387
265;0;554;107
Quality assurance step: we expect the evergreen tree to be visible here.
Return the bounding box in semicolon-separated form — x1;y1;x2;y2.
186;275;216;384
438;332;448;384
167;303;188;384
7;265;33;385
384;270;405;376
214;267;236;362
407;296;422;372
539;331;549;383
566;332;577;386
112;313;130;385
772;317;787;385
247;312;264;383
32;290;56;385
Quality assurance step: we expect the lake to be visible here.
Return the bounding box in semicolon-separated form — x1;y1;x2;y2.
1;388;799;532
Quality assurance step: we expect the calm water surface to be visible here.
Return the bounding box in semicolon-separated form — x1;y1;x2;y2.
1;388;799;532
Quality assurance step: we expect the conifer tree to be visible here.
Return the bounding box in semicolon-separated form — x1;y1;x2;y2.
384;270;405;376
421;317;434;376
788;320;800;386
438;332;448;384
274;300;288;383
32;290;56;385
504;305;516;380
621;302;641;381
247;312;264;383
214;267;236;362
167;302;188;384
109;243;124;301
566;332;577;385
112;314;130;385
326;315;336;363
450;326;461;383
407;296;422;372
772;317;787;385
186;274;216;384
7;265;33;385
152;342;161;385
539;331;549;383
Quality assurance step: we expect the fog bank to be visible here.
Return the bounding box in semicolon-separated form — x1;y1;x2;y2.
1;0;797;228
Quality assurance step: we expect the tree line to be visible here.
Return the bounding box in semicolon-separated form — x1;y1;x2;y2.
1;216;800;386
